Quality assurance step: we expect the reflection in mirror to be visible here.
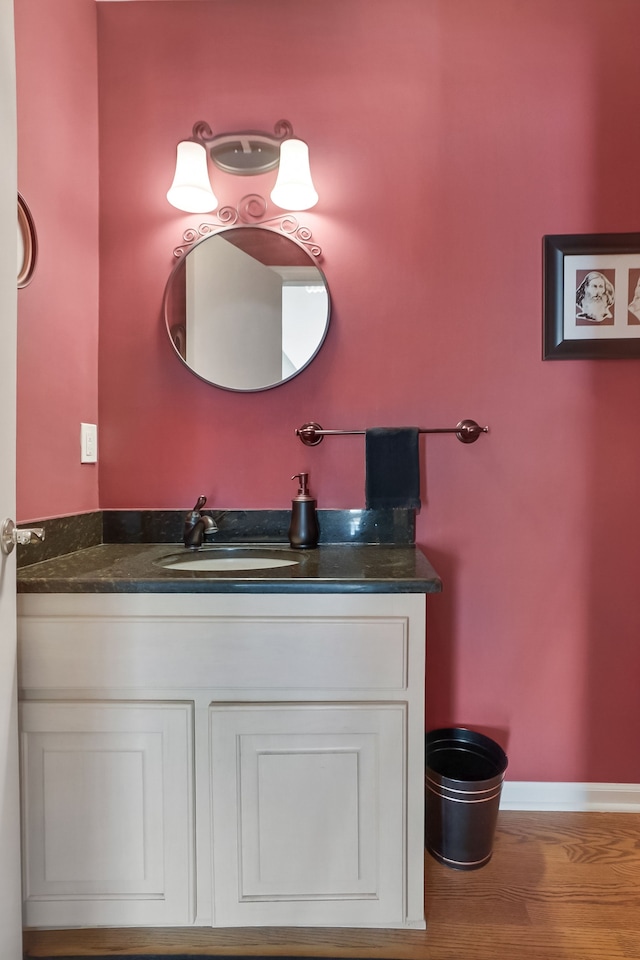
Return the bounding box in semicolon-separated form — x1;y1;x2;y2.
164;226;330;391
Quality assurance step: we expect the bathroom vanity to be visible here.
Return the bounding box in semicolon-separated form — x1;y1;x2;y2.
17;534;441;931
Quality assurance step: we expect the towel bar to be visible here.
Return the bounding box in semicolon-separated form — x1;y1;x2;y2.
295;419;489;446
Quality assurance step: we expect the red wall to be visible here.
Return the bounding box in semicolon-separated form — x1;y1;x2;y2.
16;0;640;783
15;0;99;521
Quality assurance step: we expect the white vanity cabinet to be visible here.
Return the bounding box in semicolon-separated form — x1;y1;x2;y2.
17;591;427;930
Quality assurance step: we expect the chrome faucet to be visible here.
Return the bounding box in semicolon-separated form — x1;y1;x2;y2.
183;495;218;549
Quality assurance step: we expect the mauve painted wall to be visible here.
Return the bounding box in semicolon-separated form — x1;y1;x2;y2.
15;0;640;783
15;0;99;521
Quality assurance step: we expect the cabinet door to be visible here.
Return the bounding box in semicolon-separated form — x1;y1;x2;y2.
210;702;406;927
20;701;194;928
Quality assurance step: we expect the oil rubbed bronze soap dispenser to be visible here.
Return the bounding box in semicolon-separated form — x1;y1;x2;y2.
288;472;319;549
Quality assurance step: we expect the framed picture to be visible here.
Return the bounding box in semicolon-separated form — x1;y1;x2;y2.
18;193;37;288
543;233;640;359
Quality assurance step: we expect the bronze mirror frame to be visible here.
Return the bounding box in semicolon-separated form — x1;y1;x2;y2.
18;193;37;288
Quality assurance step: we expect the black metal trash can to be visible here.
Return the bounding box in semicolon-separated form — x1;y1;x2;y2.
425;727;508;870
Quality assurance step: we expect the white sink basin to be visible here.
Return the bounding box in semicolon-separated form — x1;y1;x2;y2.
158;549;299;573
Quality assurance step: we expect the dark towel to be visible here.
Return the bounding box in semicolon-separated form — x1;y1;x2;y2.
365;427;421;510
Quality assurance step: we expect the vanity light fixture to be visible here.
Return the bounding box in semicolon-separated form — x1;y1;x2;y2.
270;137;318;211
166;119;318;214
167;140;219;214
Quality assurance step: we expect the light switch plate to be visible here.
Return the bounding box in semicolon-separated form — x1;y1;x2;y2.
80;422;98;463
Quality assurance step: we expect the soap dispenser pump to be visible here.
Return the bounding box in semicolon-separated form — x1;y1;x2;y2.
288;473;319;549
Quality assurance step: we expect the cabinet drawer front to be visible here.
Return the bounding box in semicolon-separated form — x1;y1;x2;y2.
19;614;409;692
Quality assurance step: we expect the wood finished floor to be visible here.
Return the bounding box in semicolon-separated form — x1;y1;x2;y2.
22;812;640;960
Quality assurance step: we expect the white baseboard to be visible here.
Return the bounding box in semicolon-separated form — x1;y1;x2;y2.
500;781;640;812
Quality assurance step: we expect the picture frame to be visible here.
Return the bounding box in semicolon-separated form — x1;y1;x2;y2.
543;233;640;359
18;193;37;289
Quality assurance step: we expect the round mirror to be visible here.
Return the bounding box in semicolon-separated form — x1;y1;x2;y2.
164;225;330;391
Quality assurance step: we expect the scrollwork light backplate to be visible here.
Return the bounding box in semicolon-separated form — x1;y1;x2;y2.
173;193;322;260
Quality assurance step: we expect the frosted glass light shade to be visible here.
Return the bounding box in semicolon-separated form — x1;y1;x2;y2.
270;138;318;211
166;140;218;213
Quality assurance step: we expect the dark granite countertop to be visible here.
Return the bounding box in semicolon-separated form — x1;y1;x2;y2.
16;542;442;595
